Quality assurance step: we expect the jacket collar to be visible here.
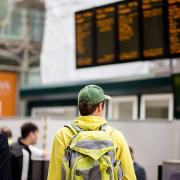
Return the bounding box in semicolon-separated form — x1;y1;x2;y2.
73;116;107;131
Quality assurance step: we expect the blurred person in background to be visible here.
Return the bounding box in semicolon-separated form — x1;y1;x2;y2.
9;122;39;180
0;127;13;145
0;133;12;180
129;146;147;180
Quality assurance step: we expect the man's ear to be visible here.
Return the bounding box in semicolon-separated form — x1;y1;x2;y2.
95;104;101;113
99;102;104;111
102;102;105;110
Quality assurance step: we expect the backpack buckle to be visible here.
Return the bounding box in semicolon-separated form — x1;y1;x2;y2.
75;170;82;176
106;167;112;174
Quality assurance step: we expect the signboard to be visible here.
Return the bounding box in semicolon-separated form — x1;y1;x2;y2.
117;0;140;62
0;71;17;117
141;0;167;60
75;0;180;68
95;4;117;65
76;9;94;68
167;0;180;57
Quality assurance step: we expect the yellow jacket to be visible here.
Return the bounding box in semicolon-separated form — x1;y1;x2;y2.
48;116;136;180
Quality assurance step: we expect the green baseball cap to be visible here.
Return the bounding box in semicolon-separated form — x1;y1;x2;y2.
78;84;111;105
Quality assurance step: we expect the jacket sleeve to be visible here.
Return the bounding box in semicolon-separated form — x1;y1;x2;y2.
47;128;72;180
113;130;137;180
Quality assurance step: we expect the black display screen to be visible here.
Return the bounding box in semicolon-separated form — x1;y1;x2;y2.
95;4;116;65
167;0;180;57
141;0;166;59
118;0;140;62
76;10;94;68
172;73;180;119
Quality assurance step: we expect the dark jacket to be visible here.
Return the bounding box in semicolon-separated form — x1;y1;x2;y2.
9;138;32;180
0;133;12;180
134;162;147;180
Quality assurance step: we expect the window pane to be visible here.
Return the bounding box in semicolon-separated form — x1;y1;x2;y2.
112;102;133;120
145;99;169;119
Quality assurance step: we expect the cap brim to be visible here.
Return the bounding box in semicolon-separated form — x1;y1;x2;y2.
105;95;112;100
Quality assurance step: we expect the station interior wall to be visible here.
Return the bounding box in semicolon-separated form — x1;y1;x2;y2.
0;118;180;180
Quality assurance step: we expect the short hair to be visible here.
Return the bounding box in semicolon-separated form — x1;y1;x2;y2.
21;122;38;139
78;100;105;116
0;127;12;138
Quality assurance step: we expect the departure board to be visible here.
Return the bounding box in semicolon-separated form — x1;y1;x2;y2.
95;5;116;65
118;0;140;62
141;0;166;59
76;10;94;68
75;0;180;69
167;0;180;57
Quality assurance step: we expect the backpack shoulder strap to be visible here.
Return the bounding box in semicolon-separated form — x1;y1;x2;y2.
100;124;114;134
71;122;83;132
64;122;82;135
64;124;77;135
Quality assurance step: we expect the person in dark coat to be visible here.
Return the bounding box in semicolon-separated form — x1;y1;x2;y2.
129;146;147;180
0;133;12;180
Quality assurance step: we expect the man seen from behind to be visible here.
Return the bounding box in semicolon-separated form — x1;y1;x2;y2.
48;84;136;180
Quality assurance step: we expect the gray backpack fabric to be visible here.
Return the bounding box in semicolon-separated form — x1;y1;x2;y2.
61;122;123;180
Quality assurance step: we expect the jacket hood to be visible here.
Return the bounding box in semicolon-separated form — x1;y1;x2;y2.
73;116;107;131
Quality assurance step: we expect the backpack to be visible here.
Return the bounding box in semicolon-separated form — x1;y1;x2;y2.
61;122;123;180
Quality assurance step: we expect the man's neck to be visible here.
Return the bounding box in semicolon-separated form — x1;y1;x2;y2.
20;138;30;146
91;111;102;116
90;114;101;116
